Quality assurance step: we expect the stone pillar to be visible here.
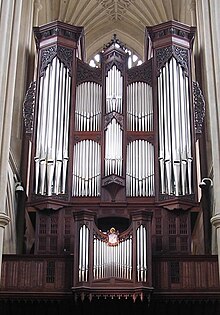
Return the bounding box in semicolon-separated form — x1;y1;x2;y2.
196;0;220;278
211;214;220;278
0;213;10;282
0;0;34;276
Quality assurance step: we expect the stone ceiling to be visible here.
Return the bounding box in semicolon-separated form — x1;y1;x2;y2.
34;0;196;60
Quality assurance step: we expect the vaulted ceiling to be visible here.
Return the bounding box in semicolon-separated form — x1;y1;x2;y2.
35;0;195;61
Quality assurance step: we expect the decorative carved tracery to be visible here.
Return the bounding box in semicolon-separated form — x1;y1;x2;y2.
40;46;73;76
23;81;36;134
193;81;205;134
156;46;189;76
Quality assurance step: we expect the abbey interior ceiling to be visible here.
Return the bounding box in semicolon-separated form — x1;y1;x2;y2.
35;0;195;61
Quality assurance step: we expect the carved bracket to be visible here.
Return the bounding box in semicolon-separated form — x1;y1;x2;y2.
23;81;36;134
102;175;125;201
193;81;205;134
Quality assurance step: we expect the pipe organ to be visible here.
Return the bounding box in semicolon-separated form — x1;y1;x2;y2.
23;20;205;301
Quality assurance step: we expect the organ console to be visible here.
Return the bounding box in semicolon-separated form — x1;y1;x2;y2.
22;20;205;301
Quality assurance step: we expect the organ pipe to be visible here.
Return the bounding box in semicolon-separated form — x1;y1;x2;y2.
106;65;123;114
136;225;147;282
93;235;132;280
158;57;193;196
72;140;101;196
105;119;123;176
126;140;154;196
79;224;89;282
34;57;71;195
127;82;153;131
75;82;102;131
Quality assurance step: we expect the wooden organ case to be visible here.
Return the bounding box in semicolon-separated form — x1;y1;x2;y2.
23;20;205;302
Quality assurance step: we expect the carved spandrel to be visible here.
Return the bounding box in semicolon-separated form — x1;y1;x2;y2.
40;46;73;76
77;60;102;85
23;81;36;134
127;60;152;85
156;45;189;76
105;60;125;75
104;112;124;129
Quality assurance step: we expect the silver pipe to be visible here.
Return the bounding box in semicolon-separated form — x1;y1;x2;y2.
39;63;51;194
164;63;172;194
62;70;70;193
137;226;140;282
85;225;89;281
158;75;165;194
35;76;44;194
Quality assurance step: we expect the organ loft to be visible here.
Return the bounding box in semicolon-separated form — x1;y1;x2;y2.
20;19;205;301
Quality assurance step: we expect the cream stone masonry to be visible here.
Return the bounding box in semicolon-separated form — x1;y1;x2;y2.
196;0;220;274
0;213;10;282
0;0;35;280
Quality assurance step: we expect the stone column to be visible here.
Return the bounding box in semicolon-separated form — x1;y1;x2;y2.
196;0;220;276
0;0;34;276
0;213;10;282
211;214;220;276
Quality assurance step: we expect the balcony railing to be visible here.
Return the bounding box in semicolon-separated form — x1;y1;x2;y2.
0;254;219;298
152;255;220;294
0;255;74;294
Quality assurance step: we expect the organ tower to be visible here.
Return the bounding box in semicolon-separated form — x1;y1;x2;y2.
22;20;204;301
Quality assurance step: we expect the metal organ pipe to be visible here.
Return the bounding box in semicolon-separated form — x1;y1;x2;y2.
79;224;89;282
158;57;193;196
127;82;153;131
75;82;102;131
106;66;123;114
126;140;154;196
72;140;101;196
136;225;147;282
105;119;123;176
34;57;71;195
93;236;132;280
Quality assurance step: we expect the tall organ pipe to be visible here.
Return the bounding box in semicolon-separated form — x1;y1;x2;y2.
34;57;71;195
158;57;192;196
136;225;147;282
127;82;153;131
106;66;123;114
93;236;132;280
75;82;102;131
72;140;101;196
105;119;123;176
126;140;154;196
79;224;89;282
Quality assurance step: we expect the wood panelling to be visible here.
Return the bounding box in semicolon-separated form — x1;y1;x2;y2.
152;255;220;291
1;254;219;296
0;255;73;292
